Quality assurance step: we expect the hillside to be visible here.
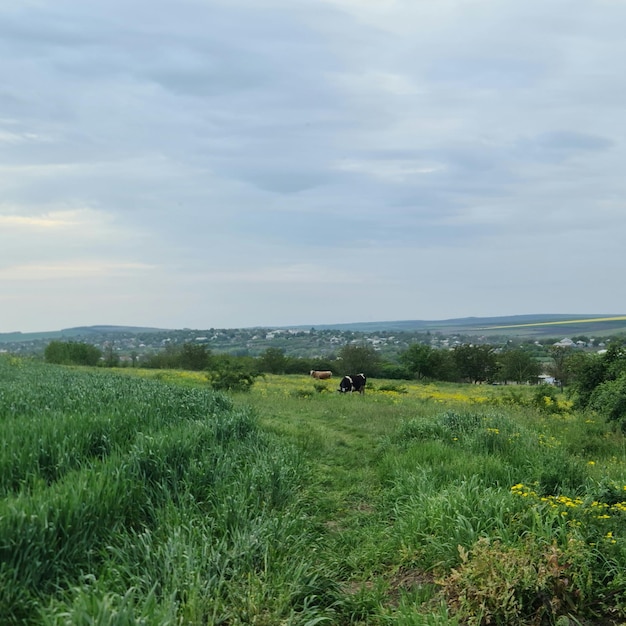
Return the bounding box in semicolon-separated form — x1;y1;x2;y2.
295;314;626;337
2;315;626;360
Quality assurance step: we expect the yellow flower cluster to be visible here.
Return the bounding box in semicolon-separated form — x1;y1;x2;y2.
511;483;626;522
537;433;560;449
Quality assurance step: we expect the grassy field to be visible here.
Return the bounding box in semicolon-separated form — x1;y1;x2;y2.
3;361;626;624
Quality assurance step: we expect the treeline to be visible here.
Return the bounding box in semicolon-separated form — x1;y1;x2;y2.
138;342;549;386
43;339;556;384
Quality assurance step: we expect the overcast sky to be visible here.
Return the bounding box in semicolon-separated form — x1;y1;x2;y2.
1;0;624;332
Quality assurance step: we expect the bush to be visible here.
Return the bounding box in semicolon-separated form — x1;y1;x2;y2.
206;365;257;392
313;383;331;394
440;537;589;625
589;373;626;431
532;384;566;415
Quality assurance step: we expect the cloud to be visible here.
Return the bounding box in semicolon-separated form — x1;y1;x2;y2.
1;0;626;331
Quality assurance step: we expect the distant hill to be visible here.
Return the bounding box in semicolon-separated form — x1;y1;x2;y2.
2;315;626;346
299;314;626;337
0;325;168;344
60;325;169;335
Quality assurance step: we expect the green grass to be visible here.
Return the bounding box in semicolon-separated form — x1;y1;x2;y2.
5;362;626;624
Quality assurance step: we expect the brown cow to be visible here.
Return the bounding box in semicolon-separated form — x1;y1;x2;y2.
310;370;332;380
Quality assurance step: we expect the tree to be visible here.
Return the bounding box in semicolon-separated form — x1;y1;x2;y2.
453;344;497;384
400;343;437;380
547;346;574;387
44;340;102;366
498;348;541;384
337;344;381;377
180;343;211;371
429;349;458;382
258;347;287;374
103;342;120;368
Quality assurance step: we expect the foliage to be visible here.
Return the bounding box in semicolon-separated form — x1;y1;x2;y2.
401;343;437;380
547;346;576;387
497;347;541;384
400;344;460;383
532;383;569;415
206;361;258;392
439;537;587;625
44;340;102;366
7;361;626;624
574;353;608;408
573;342;626;430
337;343;382;377
452;344;498;384
589;372;626;430
378;361;411;380
0;357;339;625
179;342;212;370
257;347;288;374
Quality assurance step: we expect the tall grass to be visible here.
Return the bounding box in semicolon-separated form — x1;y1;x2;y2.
7;362;626;624
0;358;339;624
238;375;626;624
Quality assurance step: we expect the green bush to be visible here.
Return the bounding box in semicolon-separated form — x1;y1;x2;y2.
206;364;257;392
589;373;626;430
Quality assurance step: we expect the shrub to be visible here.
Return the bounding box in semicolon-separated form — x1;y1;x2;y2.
313;382;331;394
440;537;589;625
292;388;313;398
589;373;626;431
206;365;257;392
532;384;569;415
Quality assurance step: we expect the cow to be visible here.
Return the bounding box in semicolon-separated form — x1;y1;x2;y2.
338;373;367;395
310;370;333;380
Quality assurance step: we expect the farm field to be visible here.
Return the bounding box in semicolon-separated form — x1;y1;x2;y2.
3;361;626;624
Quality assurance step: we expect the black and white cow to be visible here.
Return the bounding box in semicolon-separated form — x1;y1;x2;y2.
338;373;367;395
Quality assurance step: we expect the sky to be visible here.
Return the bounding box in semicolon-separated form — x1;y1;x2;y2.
1;0;625;333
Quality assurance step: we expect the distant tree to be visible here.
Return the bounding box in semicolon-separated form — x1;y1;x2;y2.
378;362;411;380
308;357;337;374
283;356;313;375
258;347;287;374
498;348;541;384
400;343;437;380
44;340;70;364
337;344;381;377
44;340;101;366
547;346;574;387
429;349;458;382
453;344;497;384
103;342;120;368
571;335;590;345
180;343;211;371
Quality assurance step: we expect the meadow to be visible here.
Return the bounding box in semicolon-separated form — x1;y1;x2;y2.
3;359;626;624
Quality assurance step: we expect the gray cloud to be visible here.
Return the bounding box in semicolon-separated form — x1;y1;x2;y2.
1;0;625;331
